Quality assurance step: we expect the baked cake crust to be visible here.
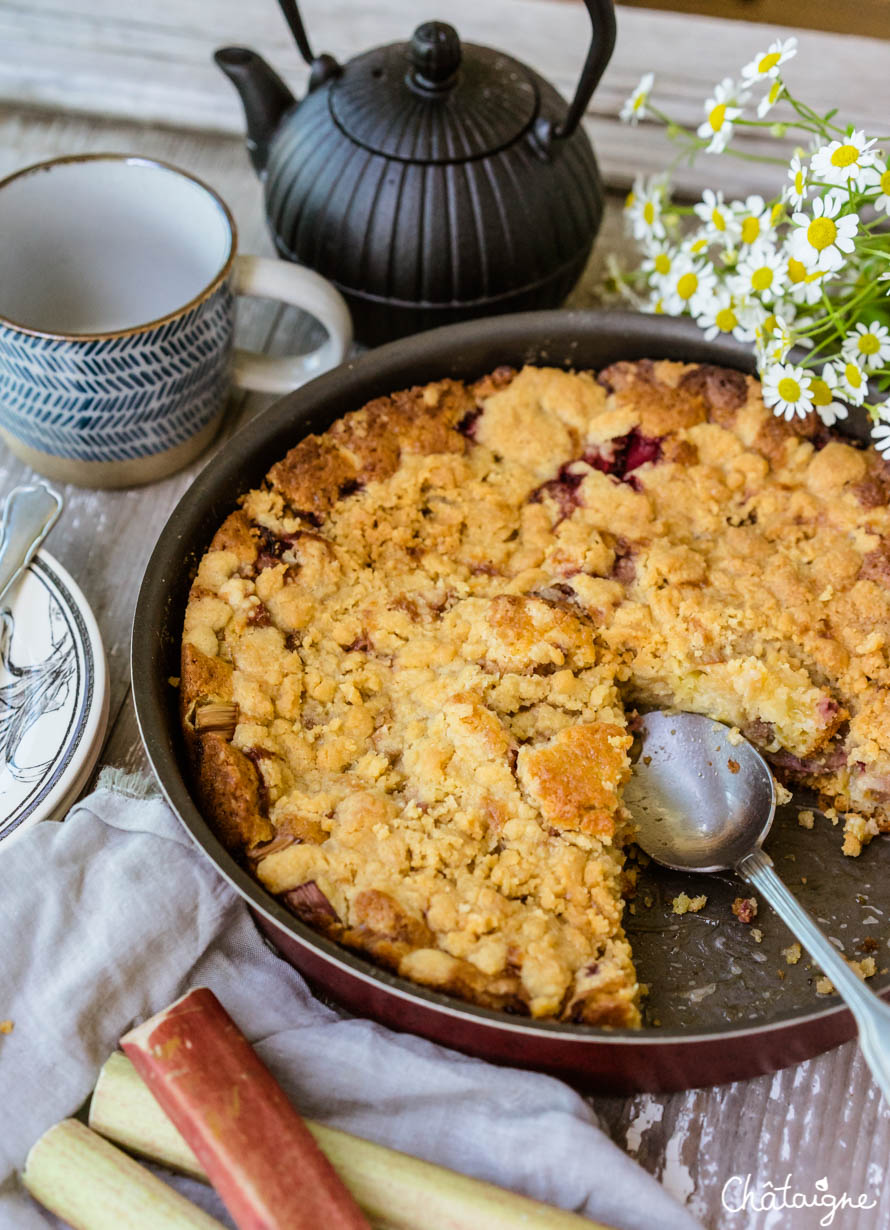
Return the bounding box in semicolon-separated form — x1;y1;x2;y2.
181;359;890;1025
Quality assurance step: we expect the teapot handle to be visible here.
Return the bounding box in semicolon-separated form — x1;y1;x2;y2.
277;0;340;88
537;0;616;148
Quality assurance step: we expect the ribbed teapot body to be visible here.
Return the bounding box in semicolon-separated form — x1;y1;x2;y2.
264;54;603;345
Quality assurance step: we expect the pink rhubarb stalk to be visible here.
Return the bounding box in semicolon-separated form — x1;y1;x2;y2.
121;987;370;1230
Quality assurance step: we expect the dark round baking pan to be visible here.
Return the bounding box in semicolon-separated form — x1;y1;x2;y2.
132;308;888;1093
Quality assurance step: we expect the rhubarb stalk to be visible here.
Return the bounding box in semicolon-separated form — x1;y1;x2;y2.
22;1118;225;1230
120;987;370;1230
91;1050;614;1230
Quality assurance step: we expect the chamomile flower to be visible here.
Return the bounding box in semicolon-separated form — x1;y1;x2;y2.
788;195;859;272
753;310;795;370
811;131;880;192
641;240;679;290
808;364;848;426
873;162;890;215
624;174;668;242
785;254;829;306
757;79;785;119
661;255;717;316
842;322;890;372
692;188;739;244
728;240;788;303
732;195;776;247
785;154;809;208
645;289;666;315
761;361;814;420
621;73;655;125
836;357;868;405
697;79;747;154
741;37;797;88
694;289;755;341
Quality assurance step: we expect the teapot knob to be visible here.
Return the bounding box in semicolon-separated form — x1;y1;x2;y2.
410;21;461;91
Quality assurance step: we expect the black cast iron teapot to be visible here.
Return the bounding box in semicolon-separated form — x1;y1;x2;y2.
216;0;616;345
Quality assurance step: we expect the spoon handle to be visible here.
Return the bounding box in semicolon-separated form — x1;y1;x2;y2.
739;847;890;1102
0;483;63;606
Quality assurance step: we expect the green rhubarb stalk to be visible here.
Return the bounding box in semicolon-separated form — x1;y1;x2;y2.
22;1118;225;1230
90;1051;614;1230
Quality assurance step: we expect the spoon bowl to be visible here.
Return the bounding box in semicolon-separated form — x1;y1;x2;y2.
624;710;775;872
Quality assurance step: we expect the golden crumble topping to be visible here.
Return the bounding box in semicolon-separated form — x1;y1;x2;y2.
181;359;890;1027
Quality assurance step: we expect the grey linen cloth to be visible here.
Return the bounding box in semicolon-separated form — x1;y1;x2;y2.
0;776;701;1230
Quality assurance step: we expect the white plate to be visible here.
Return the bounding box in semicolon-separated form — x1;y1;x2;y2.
0;548;108;841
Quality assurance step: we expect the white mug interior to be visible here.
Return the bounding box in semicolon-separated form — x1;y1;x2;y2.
0;157;233;335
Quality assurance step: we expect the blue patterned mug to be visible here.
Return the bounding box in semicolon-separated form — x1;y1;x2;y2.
0;154;352;488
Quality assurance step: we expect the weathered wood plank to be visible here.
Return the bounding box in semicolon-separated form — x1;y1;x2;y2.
0;0;887;197
616;0;890;41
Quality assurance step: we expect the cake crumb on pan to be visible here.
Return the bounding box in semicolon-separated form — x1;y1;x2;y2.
671;893;708;915
732;896;758;924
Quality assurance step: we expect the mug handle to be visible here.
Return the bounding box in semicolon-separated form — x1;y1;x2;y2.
231;255;352;394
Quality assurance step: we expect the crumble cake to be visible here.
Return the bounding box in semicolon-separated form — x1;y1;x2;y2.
180;359;890;1026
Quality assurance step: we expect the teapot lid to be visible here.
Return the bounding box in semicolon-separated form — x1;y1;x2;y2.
329;21;539;164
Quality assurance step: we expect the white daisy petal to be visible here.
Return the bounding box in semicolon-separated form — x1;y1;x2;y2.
697;78;747;154
761;361;814;420
788;195;859;273
660;254;718;317
620;72;655;126
740;37;797;88
810;130;880;192
785;154;809;209
873;162;890;216
842;322;890;372
727;240;788;304
836;357;868;405
624;174;668;242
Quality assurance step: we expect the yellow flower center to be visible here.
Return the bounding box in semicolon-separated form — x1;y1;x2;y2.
643;201;656;224
690;238;708;254
751;267;774;292
653;298;664;315
708;103;727;133
758;52;781;74
767;81;782;104
654;252;671;275
830;144;859;169
881;168;890;195
625;191;636;209
761;313;778;337
858;333;881;356
810;379;833;407
712;209;726;231
794;169;805;195
807;216;837;251
633;95;646;112
770;202;785;225
715;307;738;332
676;272;699;301
845;363;863;388
741;216;760;245
787;258;807;284
777;377;802;403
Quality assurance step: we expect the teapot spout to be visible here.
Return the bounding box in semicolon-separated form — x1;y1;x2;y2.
215;47;296;176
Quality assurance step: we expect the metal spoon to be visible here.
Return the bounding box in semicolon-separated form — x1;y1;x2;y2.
0;483;63;606
624;709;890;1100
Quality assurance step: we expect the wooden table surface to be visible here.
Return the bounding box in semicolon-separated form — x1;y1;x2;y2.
2;5;889;1226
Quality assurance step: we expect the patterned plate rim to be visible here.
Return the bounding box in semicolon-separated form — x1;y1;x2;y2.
0;549;108;839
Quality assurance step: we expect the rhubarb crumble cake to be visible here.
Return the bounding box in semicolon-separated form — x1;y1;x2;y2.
180;359;890;1026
